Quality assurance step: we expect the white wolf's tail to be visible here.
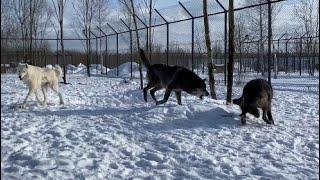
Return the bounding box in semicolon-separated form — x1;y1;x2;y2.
54;65;63;78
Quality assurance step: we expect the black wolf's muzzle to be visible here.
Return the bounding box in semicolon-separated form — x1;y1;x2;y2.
200;91;210;100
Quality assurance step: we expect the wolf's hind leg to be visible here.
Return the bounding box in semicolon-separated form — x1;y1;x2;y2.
156;88;172;105
143;83;154;102
267;110;274;124
175;91;182;105
51;84;64;105
41;85;48;105
150;86;161;102
241;113;246;125
240;107;247;125
35;90;43;105
262;109;272;124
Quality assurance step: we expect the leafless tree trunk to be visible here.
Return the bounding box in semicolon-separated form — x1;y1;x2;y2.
259;0;264;75
29;0;33;64
130;0;144;89
137;0;156;62
11;0;50;64
203;0;217;99
267;0;272;83
13;0;29;61
294;0;318;75
227;0;235;103
148;0;152;61
194;26;205;73
234;14;248;80
244;0;282;76
52;0;67;83
72;0;94;77
94;0;109;74
98;1;103;74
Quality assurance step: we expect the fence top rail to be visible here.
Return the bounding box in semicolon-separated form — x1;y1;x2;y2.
1;0;286;41
0;37;89;41
241;36;319;44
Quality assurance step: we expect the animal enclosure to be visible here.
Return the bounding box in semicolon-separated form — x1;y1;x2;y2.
1;0;318;83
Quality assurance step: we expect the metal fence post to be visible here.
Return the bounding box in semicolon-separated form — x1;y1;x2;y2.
56;31;59;65
179;1;194;71
121;19;133;78
107;23;119;76
299;33;307;76
116;34;119;76
267;0;272;83
307;36;311;75
285;37;292;73
275;33;287;78
216;0;227;85
106;36;108;75
89;31;99;74
134;14;149;52
96;26;109;75
155;9;169;66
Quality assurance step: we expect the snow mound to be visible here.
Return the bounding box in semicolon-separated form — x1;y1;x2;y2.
107;62;146;78
46;64;53;69
65;62;144;78
67;63;88;74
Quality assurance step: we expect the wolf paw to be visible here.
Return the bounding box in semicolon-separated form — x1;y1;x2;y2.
266;120;274;125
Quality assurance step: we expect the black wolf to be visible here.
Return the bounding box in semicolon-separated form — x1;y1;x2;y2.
233;79;274;125
139;48;209;105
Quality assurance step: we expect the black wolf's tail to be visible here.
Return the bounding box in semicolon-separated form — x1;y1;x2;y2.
139;48;151;70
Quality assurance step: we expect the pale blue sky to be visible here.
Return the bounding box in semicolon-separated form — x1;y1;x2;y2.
51;0;317;51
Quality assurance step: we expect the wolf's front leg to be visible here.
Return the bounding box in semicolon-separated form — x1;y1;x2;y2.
156;88;172;105
52;84;64;105
267;110;274;124
143;83;153;102
20;89;35;108
175;91;182;105
150;86;161;102
41;85;48;106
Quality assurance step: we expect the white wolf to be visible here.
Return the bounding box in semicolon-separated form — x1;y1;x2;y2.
17;63;64;108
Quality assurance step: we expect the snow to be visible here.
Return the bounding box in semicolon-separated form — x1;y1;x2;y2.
107;62;147;78
65;62;146;79
1;64;319;179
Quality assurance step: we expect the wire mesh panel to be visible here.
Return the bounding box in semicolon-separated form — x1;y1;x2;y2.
1;0;318;83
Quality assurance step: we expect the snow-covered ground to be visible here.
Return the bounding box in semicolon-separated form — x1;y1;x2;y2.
1;63;319;179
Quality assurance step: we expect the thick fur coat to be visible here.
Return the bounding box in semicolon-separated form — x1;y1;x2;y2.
17;63;64;108
139;48;209;105
233;79;274;125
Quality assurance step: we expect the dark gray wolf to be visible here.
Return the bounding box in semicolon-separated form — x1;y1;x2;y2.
139;48;209;105
233;79;274;125
17;63;64;108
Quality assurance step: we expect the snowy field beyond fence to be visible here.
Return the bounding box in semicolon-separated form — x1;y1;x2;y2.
1;64;319;179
